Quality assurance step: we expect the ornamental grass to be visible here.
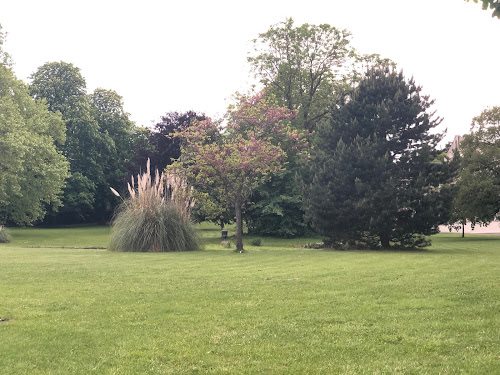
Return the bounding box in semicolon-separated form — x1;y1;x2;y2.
108;160;201;252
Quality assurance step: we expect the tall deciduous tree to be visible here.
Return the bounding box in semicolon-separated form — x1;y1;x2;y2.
128;126;155;175
89;88;135;219
29;62;100;222
0;27;69;225
450;107;500;231
247;18;351;237
127;111;207;183
30;62;135;223
306;67;453;249
248;18;353;132
171;91;302;251
150;111;206;172
246;19;392;237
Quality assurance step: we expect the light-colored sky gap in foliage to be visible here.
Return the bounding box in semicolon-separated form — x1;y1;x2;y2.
2;0;499;142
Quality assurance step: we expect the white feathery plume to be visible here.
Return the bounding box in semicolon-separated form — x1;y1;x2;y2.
110;187;121;197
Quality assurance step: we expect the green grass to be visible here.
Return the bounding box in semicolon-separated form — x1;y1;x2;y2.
0;225;499;374
0;225;110;248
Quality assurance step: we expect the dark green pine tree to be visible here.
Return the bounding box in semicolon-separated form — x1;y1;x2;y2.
306;67;454;249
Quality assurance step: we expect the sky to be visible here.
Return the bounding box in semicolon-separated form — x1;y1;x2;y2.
2;0;499;142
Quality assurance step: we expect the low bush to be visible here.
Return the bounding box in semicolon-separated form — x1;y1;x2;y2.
0;226;11;243
250;238;263;247
221;240;232;249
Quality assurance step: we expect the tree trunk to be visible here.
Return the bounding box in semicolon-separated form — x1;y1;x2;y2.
462;220;465;238
380;233;390;249
235;201;244;252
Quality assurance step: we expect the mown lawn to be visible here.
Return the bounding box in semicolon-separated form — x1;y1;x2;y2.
0;225;499;374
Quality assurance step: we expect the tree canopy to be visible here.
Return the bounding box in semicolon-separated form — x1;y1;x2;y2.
148;111;206;172
450;106;500;231
29;62;135;223
171;91;304;251
248;18;354;132
246;19;394;238
0;29;69;225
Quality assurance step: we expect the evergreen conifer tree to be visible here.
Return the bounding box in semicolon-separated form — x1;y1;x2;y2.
306;67;453;249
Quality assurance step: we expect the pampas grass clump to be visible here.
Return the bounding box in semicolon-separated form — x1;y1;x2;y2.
109;202;200;252
108;160;201;252
0;226;12;243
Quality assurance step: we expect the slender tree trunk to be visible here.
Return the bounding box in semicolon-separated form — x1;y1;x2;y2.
235;201;244;252
380;233;390;249
462;220;465;238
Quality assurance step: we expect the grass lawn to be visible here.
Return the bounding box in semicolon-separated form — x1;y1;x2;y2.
0;225;499;374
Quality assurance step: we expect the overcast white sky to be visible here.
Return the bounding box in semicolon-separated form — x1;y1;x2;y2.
2;0;499;142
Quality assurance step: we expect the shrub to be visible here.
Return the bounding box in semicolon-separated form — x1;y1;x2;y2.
108;160;201;252
302;242;324;249
250;238;263;247
221;240;232;249
0;226;11;243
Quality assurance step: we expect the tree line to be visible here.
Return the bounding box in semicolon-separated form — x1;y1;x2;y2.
0;19;498;250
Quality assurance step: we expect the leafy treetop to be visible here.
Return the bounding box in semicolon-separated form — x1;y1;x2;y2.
466;0;500;18
248;18;354;132
0;30;69;225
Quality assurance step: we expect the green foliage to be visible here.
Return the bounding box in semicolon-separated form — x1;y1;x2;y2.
52;172;96;223
0;226;11;243
246;169;308;237
246;19;393;237
171;91;303;252
128;126;156;173
306;67;454;249
250;238;263;246
109;161;201;252
29;62;135;223
191;188;234;229
466;0;500;18
221;240;232;248
29;61;87;114
450;107;500;229
248;18;354;132
89;88;135;220
0;25;11;66
148;111;207;173
143;111;234;229
0;32;69;225
29;62;101;223
248;19;394;133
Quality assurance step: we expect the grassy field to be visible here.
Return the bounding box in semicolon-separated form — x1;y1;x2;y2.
0;225;499;374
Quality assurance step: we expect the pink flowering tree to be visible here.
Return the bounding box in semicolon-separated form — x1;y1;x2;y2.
171;91;305;252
